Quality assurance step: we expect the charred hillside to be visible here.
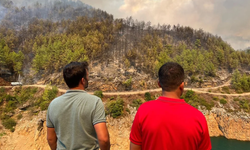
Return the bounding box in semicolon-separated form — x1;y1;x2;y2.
0;0;250;89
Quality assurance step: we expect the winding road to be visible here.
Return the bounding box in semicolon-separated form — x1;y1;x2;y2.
1;80;250;97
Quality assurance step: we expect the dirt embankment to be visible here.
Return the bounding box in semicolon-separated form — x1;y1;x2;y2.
0;77;10;86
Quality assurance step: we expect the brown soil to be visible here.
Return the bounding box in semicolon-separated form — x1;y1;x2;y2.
0;77;10;86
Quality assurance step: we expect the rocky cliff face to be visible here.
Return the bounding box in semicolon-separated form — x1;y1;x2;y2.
0;111;50;150
203;108;250;141
0;107;249;150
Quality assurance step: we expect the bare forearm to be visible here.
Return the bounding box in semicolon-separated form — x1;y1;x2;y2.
99;140;110;150
47;127;57;150
130;142;141;150
48;140;57;150
94;122;110;150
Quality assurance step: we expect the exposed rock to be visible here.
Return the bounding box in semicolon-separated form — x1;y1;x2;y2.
204;108;250;141
32;108;40;114
0;115;50;150
19;103;31;110
206;113;223;137
37;119;44;131
216;70;231;81
5;112;14;117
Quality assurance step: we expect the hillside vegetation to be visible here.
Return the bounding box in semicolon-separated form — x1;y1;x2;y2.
0;0;250;87
0;86;58;132
1;86;250;134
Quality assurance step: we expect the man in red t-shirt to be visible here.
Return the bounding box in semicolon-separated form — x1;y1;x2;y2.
130;62;212;150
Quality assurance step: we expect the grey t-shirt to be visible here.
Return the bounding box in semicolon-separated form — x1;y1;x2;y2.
46;90;106;150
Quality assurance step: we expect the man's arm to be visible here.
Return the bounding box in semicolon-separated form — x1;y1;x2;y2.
47;127;57;150
130;142;141;150
94;122;110;150
198;117;212;150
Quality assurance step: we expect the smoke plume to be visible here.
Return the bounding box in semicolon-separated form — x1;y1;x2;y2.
82;0;250;50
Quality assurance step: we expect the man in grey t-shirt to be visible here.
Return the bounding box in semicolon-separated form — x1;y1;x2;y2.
47;62;110;150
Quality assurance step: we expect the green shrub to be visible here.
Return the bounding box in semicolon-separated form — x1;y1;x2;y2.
232;70;250;92
0;95;4;104
0;132;6;137
243;103;250;111
1;87;39;113
94;90;103;98
201;99;214;110
213;97;219;101
40;101;50;111
227;109;234;113
153;94;160;99
144;92;153;101
4;96;18;112
105;97;124;118
123;77;133;90
233;98;240;101
191;76;197;83
126;108;130;114
43;86;58;101
14;87;22;94
16;87;37;103
220;99;227;104
5;94;16;102
17;114;23;120
183;90;214;110
130;99;143;110
35;85;58;110
239;100;250;112
0;113;10;120
185;90;195;99
5;101;16;112
222;86;230;94
236;89;243;94
2;118;16;132
0;87;5;93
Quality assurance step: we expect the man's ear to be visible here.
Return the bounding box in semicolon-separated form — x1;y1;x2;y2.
179;82;184;91
80;78;85;85
158;81;161;88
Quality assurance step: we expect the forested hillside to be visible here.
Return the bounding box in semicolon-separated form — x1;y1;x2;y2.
0;0;250;88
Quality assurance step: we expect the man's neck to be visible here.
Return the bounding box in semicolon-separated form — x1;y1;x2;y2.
161;91;181;99
70;86;85;91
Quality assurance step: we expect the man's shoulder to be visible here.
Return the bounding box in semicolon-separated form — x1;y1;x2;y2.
66;90;100;99
184;102;204;114
137;100;158;110
80;92;101;101
50;91;99;101
48;94;64;106
183;103;207;122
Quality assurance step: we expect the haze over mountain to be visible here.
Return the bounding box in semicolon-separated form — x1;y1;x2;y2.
81;0;250;50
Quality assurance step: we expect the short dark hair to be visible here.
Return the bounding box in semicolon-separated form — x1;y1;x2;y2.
158;62;184;91
63;61;89;88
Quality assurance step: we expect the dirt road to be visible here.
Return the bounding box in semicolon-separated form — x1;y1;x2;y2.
1;81;250;97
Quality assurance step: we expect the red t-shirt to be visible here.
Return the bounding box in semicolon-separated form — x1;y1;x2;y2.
130;96;212;150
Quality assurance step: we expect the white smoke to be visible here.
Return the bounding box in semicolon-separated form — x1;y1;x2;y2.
81;0;250;50
80;0;123;18
119;0;250;50
0;5;7;21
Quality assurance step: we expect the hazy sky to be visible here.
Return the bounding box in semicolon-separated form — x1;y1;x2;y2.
80;0;250;50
